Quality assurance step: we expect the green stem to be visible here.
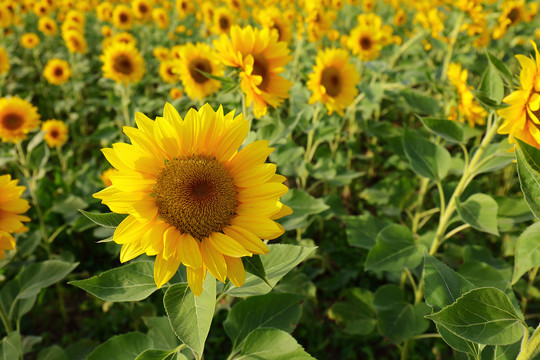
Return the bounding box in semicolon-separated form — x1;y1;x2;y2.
388;30;427;70
304;104;322;163
120;84;132;128
56;145;67;173
440;12;464;81
0;302;12;334
400;340;410;360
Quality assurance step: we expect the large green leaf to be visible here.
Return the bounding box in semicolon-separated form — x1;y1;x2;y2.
0;332;22;360
70;262;158;302
135;349;179;360
78;210;128;228
403;129;451;181
226;245;316;297
516;139;540;219
512;222;540;284
242;255;270;286
164;276;216;357
478;62;504;103
365;224;425;272
486;50;514;86
455;194;499;236
343;213;391;250
224;293;302;351
327;288;376;335
419;116;464;143
426;287;525;345
17;260;78;299
399;88;441;116
142;317;180;351
237;328;314;360
279;189;329;230
87;332;152;360
37;345;69;360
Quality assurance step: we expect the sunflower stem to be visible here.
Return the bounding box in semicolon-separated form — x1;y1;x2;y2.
0;302;12;335
56;145;67;173
120;84;132;129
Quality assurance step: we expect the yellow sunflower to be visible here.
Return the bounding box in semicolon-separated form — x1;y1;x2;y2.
38;16;58;36
132;0;152;21
153;46;170;61
498;41;540;147
43;59;71;85
213;25;293;118
21;33;40;49
169;87;183;100
176;0;194;20
0;174;30;260
112;4;134;30
152;7;169;29
100;42;145;84
307;48;360;115
347;17;382;61
256;7;293;44
0;97;41;143
41;119;68;147
159;60;178;84
0;46;9;75
212;7;235;35
96;1;113;21
175;42;223;100
93;103;291;296
62;30;88;54
0;3;13;28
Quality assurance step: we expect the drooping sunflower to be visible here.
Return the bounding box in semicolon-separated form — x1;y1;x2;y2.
21;33;40;49
213;25;293;118
38;16;58;36
498;41;540;147
43;58;71;85
0;174;30;260
100;42;145;84
175;42;223;100
62;30;88;54
0;97;41;143
0;46;9;75
307;48;360;115
42;119;68;147
112;4;134;30
93;103;291;296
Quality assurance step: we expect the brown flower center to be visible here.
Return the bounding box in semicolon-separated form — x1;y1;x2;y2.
138;3;148;14
50;129;59;138
113;55;134;75
188;58;211;84
359;35;373;50
320;66;342;97
508;7;521;24
153;155;237;240
219;15;230;31
54;66;64;77
2;113;23;131
252;54;269;90
119;12;129;23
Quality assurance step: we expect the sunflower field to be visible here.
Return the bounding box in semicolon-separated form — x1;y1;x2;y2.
6;0;540;359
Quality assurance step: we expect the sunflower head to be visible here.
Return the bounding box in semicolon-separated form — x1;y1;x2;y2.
38;16;58;36
112;4;134;30
41;119;68;147
43;58;71;86
132;0;153;21
159;59;178;84
93;103;291;296
169;87;183;100
21;33;40;49
152;7;169;29
100;42;146;84
212;7;235;35
62;30;88;54
0;97;41;143
0;174;30;260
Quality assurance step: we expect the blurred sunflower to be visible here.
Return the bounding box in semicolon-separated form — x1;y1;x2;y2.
94;103;290;296
0;174;30;260
153;46;170;61
169;87;183;99
256;6;293;43
112;4;134;30
0;46;9;75
96;1;113;21
65;9;85;27
43;59;71;85
212;7;235;35
38;16;58;36
100;42;145;84
62;30;88;54
0;3;12;28
0;97;41;143
152;7;169;29
21;33;40;49
176;0;194;19
42;119;68;147
132;0;152;21
347;15;383;61
498;42;540;147
214;25;293;118
308;48;360;115
176;42;223;100
159;60;178;84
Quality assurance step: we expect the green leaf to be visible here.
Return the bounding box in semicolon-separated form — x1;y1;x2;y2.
135;349;178;360
423;254;476;311
78;210;128;228
455;193;499;236
37;345;69;360
143;317;179;351
237;328;314;360
374;285;430;343
343;213;391;250
403;129;451;181
279;189;329;230
472;141;514;176
515;139;540;219
478;63;504;103
436;324;481;356
87;332;152;360
27;131;45;153
459;260;509;291
327;288;376;335
512;222;540;284
69;262;158;302
226;244;316;297
0;332;22;360
17;260;78;299
426;287;525;345
242;255;270;286
65;339;98;360
486;50;515;86
365;224;425;272
224;293;302;351
419;116;464;143
399;88;440;115
164;276;216;357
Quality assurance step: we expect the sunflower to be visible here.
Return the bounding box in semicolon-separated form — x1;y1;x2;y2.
0;46;9;75
498;41;540;147
21;33;40;49
169;87;183;99
38;16;58;36
213;25;293;118
100;42;145;84
347;17;383;61
96;1;113;21
0;3;12;28
152;7;169;29
42;119;68;147
307;48;360;115
62;30;88;54
256;6;293;43
33;1;50;17
65;9;86;27
132;0;152;21
43;59;71;85
176;0;194;20
112;4;134;30
493;0;525;40
159;60;178;84
153;46;170;61
0;174;30;260
175;42;223;100
212;7;235;35
0;97;41;143
94;103;291;296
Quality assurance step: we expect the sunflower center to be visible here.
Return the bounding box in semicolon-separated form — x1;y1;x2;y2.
138;3;148;14
119;13;129;23
219;15;230;31
508;7;521;24
2;113;23;130
359;35;373;50
320;66;341;97
113;55;134;75
153;155;237;240
54;66;63;76
252;55;269;90
189;58;211;84
50;129;59;138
